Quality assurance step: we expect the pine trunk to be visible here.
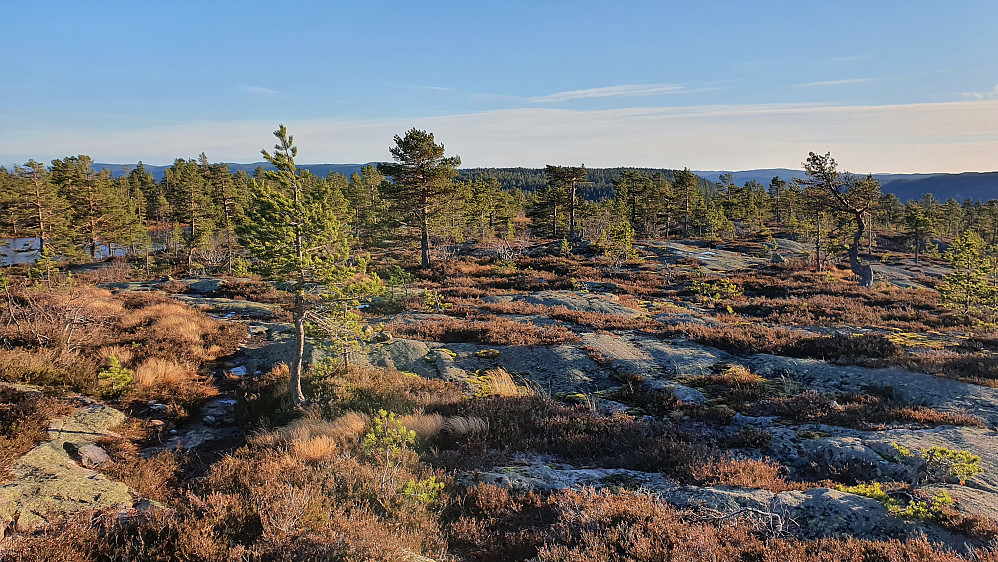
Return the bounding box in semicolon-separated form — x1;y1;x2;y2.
849;212;874;288
420;189;431;269
568;182;577;239
291;292;307;406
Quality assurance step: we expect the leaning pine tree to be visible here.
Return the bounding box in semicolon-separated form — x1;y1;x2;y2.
239;125;379;405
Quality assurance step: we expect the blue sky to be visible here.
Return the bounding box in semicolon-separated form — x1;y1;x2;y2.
2;0;997;172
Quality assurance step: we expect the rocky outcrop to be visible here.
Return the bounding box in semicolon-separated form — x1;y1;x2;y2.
0;401;132;531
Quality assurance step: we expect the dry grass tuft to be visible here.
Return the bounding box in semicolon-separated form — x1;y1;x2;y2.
474;368;533;398
133;357;191;388
400;413;445;440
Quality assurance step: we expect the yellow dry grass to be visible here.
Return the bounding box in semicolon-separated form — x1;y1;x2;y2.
400;413;445;440
252;411;371;460
474;368;533;398
134;357;190;388
96;346;135;367
442;416;488;437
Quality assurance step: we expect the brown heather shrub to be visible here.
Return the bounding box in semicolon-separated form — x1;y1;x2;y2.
387;314;579;346
462;300;661;332
0;387;74;480
730;269;963;331
658;320;909;368
205;279;283;303
723;426;774;449
787;333;902;365
694;457;808;493
0;348;98;393
98;450;182;503
657;320;805;356
446;485;982;562
2;447;449;561
430;396;707;476
579;344;612;366
910;351;998;384
94;419;184;503
684;363;770;404
153;279;190;294
608;373;680;416
752;389;986;430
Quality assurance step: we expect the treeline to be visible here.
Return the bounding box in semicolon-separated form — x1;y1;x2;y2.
459;166;715;200
3;138;998;276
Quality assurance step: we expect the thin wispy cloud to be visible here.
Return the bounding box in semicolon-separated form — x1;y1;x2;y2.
409;84;453;92
962;84;998;100
827;55;870;63
238;84;281;95
795;78;871;87
529;84;698;102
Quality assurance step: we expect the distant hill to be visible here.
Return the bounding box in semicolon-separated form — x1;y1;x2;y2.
877;172;998;202
92;162;997;203
695;169;997;202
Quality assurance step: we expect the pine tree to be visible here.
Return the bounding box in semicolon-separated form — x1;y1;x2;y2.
345;164;386;245
545;165;587;239
939;231;990;319
13;160;73;259
164;157;216;272
378;129;461;269
800;153;881;286
51;156;121;260
464;177;513;241
903;201;936;264
238;125;378;405
673;168;698;236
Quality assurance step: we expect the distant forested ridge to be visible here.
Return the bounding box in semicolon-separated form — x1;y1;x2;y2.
458;167;716;200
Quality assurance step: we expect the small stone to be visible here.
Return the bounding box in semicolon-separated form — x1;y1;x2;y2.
77;444;111;468
202;415;217;425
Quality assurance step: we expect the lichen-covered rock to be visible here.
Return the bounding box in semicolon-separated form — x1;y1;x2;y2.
0;403;132;531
